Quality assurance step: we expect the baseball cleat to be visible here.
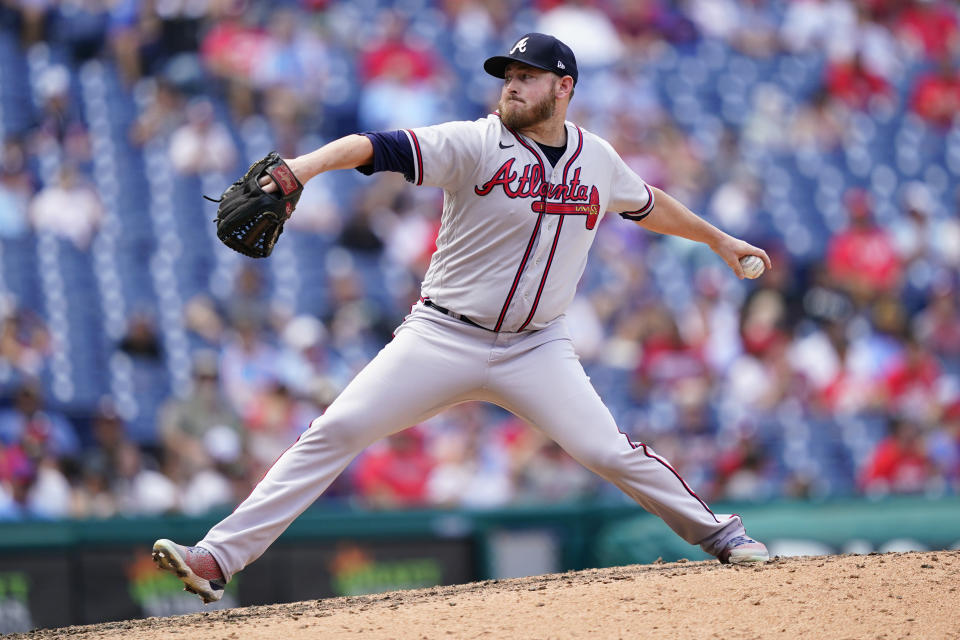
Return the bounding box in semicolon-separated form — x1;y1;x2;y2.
152;539;226;604
717;535;769;565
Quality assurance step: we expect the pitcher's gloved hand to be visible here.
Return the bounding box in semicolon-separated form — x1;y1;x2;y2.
206;152;303;258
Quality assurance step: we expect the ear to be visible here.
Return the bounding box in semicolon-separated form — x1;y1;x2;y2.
556;76;574;100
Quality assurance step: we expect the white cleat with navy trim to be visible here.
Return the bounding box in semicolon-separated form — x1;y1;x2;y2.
717;536;770;564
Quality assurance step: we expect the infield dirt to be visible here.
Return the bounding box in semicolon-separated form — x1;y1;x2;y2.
14;550;960;640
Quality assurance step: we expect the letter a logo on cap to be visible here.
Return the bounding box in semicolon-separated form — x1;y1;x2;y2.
510;37;529;55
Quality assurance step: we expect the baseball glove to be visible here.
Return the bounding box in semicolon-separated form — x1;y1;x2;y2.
206;152;303;258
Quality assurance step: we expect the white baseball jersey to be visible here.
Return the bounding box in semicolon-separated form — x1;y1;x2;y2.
406;114;654;332
195;115;750;584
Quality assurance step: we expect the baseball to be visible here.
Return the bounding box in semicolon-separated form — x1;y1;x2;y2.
739;255;765;279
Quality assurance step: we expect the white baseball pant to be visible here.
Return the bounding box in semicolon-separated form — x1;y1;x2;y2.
198;304;745;581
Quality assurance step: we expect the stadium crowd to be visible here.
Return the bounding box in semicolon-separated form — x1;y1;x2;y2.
0;0;959;520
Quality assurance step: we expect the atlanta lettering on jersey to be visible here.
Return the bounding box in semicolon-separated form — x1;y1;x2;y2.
474;160;601;229
474;159;590;202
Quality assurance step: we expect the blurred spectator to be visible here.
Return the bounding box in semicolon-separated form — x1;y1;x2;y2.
71;400;127;518
0;381;80;459
112;440;178;515
789;317;847;400
11;0;51;45
891;182;937;269
0;159;31;238
893;0;960;62
707;165;762;236
824;53;893;110
813;323;875;415
129;79;186;146
32;64;89;158
276;314;330;396
226;262;269;327
107;0;146;85
913;282;960;360
427;405;516;508
183;294;226;347
0;382;77;519
743;85;792;151
252;7;328;100
118;312;162;361
0;304;52;382
352;428;434;508
178;423;245;516
356;11;448;130
515;437;595;503
826;189;902;301
536;0;625;68
635;305;708;391
138;0;209;80
441;0;499;49
726;290;793;411
356;49;445;131
780;0;857;57
878;333;941;422
611;0;697;52
859;417;932;495
926;401;960;492
158;351;243;485
837;5;902;81
359;12;440;84
789;88;849;152
219;316;280;415
909;55;960;128
641;118;708;206
243;382;314;478
28;165;103;249
724;0;782;58
0;449;72;520
168;98;238;175
200;10;268;82
714;432;774;502
48;0;110;63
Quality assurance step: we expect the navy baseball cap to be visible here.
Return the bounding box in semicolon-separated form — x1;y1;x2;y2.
484;33;578;86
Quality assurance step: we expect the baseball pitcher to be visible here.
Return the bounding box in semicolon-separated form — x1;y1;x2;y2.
154;33;772;604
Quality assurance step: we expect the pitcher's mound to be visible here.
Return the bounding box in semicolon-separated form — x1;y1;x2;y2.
14;550;959;640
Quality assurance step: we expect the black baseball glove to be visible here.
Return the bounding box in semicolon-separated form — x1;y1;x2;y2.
206;152;303;258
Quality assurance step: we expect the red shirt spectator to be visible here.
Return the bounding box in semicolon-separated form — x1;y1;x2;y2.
824;55;892;110
826;190;902;295
909;58;960;127
359;14;439;83
915;286;960;358
881;338;941;417
637;308;708;387
200;18;268;79
352;429;434;508
895;1;959;60
859;418;930;494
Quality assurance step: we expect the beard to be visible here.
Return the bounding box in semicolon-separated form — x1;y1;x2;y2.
498;90;556;130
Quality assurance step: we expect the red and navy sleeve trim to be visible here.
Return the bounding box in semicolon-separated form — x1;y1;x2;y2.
619;183;655;221
407;129;424;186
